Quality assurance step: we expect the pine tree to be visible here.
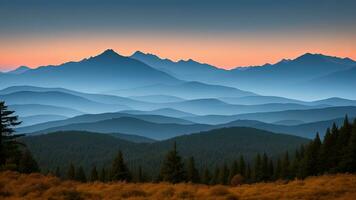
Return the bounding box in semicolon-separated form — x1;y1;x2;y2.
111;150;131;182
218;164;229;185
135;165;146;182
18;150;40;174
239;155;246;177
159;142;186;183
245;164;252;183
268;159;274;181
67;163;76;180
202;168;211;185
186;157;200;183
301;133;321;178
228;160;239;183
211;166;220;185
0;101;22;168
337;116;353;172
341;119;356;172
90;166;99;182
76;166;87;182
55;166;61;178
281;151;290;179
99;167;107;182
261;153;269;181
274;158;282;179
253;153;262;182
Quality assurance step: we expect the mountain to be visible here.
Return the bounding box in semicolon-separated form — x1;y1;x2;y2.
185;106;356;124
0;49;181;93
130;51;227;81
16;112;195;134
163;100;327;115
21;127;308;174
304;66;356;99
219;96;306;105
121;108;196;118
0;85;156;110
128;95;185;103
6;66;30;74
24;117;212;140
111;81;256;99
8;104;83;118
19;114;68;127
0;91;129;113
206;53;356;99
221;117;350;139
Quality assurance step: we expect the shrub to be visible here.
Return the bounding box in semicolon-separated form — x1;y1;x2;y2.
230;174;244;186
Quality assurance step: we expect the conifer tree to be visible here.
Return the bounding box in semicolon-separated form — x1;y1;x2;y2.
268;159;274;181
245;164;252;183
341;119;356;172
99;167;107;182
90;166;99;182
202;168;211;185
228;160;239;183
55;166;61;178
261;153;269;181
67;163;76;180
18;150;40;174
274;158;282;179
186;156;200;183
76;166;87;182
218;164;229;185
239;155;246;177
135;165;147;183
281;152;290;179
111;150;131;182
253;153;262;182
0;101;22;168
211;166;220;185
159;142;186;183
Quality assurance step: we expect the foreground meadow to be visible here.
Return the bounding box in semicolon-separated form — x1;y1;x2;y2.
1;171;356;200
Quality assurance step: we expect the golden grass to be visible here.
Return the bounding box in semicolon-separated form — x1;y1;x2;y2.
1;171;356;200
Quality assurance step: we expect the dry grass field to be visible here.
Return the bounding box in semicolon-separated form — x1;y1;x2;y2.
1;171;356;200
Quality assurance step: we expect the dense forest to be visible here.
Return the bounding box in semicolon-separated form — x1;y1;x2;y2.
1;100;356;186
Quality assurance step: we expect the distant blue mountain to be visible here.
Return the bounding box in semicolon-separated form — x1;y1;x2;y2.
128;94;185;103
130;51;227;81
111;81;257;99
0;49;181;93
0;91;129;113
8;104;83;118
6;66;30;74
185;106;356;124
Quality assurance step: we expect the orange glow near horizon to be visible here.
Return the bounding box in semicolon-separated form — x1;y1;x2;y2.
0;31;355;70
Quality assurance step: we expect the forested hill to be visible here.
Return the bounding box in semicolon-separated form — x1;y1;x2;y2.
21;127;309;177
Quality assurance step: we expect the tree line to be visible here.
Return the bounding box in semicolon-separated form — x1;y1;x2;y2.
1;100;356;185
54;116;356;185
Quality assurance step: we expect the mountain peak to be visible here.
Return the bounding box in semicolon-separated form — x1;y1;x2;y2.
100;49;120;56
7;66;30;74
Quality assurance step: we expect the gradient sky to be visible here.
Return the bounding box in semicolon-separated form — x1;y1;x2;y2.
0;0;356;70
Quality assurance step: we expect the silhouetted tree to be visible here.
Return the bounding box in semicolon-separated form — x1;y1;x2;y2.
99;167;107;182
0;101;22;169
111;150;131;182
76;166;87;182
18;150;39;174
67;163;76;180
160;142;186;183
202;168;211;185
218;164;229;185
90;166;98;182
186;156;200;183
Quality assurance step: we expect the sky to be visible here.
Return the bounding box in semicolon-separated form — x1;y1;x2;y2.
0;0;355;70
